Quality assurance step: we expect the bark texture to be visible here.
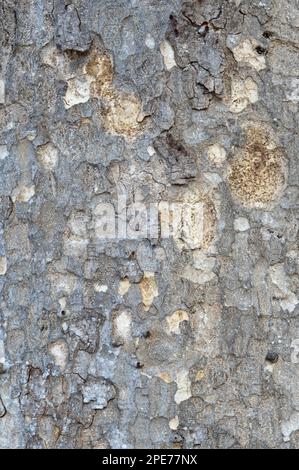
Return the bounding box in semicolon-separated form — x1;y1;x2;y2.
0;0;299;449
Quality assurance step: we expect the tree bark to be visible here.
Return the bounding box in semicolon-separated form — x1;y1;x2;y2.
0;0;298;449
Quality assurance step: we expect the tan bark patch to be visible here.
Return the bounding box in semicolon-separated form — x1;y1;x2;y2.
228;126;286;206
139;272;158;311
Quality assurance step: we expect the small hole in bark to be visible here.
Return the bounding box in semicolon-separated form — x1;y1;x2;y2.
136;362;143;369
265;352;279;363
256;46;267;55
263;31;273;38
172;433;183;443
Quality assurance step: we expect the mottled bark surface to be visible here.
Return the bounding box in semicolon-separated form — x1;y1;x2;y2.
0;0;299;449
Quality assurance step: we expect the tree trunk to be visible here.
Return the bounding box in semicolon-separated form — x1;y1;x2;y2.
0;0;298;449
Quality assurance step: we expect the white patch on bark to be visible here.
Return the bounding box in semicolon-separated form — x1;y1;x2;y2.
166;310;189;335
174;370;191;404
37;143;59;170
169;416;179;430
0;145;8;160
234;217;250;232
12;185;35;202
114;310;132;343
118;278;131;296
160;41;177;70
229;77;258;113
64;77;92;109
232;39;266;71
269;264;298;313
0;256;7;275
207;144;226;167
48;340;68;370
0;79;5;104
281;412;299;442
145;34;155;50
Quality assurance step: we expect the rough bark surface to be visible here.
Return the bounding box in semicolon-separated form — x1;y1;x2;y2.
0;0;299;449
